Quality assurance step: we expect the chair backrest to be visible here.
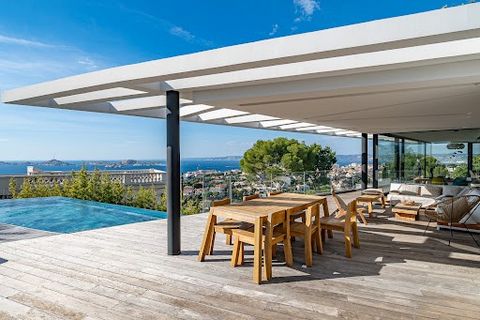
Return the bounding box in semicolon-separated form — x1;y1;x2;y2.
268;190;282;196
243;194;259;201
331;186;348;215
305;203;320;227
211;198;231;207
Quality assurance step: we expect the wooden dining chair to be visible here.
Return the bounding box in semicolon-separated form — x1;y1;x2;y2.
230;210;292;281
319;190;360;258
206;198;253;254
243;194;260;201
289;204;323;267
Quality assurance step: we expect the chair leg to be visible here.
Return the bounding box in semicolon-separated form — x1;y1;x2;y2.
321;228;326;243
226;234;232;245
314;229;323;254
344;226;352;258
208;232;216;255
238;243;244;265
423;218;432;236
352;223;360;249
304;230;313;267
358;210;368;225
231;238;240;267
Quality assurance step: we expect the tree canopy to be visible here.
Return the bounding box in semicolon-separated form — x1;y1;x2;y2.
240;137;336;176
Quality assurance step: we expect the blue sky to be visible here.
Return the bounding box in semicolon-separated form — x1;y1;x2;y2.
0;0;467;160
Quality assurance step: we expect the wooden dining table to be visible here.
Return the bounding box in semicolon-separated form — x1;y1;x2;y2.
197;192;329;284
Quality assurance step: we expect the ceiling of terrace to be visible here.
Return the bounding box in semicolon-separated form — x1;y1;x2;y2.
2;4;480;138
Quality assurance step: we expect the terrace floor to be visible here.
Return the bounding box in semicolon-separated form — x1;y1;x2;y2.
0;194;479;320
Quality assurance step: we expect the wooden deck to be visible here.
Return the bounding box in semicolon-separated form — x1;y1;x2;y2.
0;195;479;319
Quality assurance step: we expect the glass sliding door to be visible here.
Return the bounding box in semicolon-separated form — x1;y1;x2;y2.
377;135;397;187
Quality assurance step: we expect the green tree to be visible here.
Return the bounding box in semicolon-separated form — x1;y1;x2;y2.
8;178;17;198
135;186;158;210
34;178;51;197
99;173;113;202
182;198;202;215
87;170;102;201
17;178;34;198
240;138;336;176
433;165;448;177
452;164;468;179
70;168;90;200
51;181;63;196
123;186;136;206
111;180;125;204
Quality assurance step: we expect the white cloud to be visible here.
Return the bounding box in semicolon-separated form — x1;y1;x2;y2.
117;4;214;47
269;24;279;36
0;138;9;143
77;57;98;70
293;0;320;20
169;26;195;42
0;34;59;48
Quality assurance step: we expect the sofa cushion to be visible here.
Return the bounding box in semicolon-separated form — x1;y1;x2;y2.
387;194;436;208
389;183;402;193
442;185;464;197
464;188;480;207
361;188;383;196
398;184;420;196
436;197;470;223
420;185;443;198
459;202;480;224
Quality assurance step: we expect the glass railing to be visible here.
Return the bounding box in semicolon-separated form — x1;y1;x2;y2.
181;168;363;213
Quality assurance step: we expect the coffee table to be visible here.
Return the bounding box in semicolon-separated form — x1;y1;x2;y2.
393;202;422;221
356;194;386;217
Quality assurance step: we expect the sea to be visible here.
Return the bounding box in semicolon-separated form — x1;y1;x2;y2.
0;155;359;176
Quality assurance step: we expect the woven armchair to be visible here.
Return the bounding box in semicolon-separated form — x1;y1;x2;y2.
424;194;480;225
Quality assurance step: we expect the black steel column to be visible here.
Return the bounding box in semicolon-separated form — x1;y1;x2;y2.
424;143;428;177
166;90;181;255
400;138;405;181
468;142;473;177
372;134;379;188
361;133;368;189
394;138;400;181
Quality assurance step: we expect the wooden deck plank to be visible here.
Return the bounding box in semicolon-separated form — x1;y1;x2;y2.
0;195;479;319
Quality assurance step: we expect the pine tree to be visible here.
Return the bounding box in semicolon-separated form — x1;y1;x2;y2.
99;172;113;203
70;168;90;200
17;178;34;198
111;180;125;204
87;169;102;201
8;178;17;198
34;178;51;197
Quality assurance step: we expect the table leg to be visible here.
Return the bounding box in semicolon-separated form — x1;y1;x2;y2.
198;211;215;262
264;218;272;281
322;200;333;239
284;212;293;267
253;217;263;284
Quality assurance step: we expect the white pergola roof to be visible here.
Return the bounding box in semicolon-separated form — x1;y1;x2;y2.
3;4;480;137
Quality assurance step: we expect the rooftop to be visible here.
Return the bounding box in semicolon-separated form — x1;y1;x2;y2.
3;4;480;137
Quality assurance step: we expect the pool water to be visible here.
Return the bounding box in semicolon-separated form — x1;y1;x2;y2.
0;197;167;233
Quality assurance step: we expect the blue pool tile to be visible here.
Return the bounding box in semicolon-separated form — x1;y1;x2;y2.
0;197;167;233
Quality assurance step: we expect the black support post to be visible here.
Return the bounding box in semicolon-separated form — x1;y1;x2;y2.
400;138;405;181
166;90;181;255
424;143;428;177
394;138;400;181
361;133;368;189
468;142;473;177
372;134;379;188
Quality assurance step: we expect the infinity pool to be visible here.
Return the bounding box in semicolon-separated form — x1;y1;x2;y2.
0;197;167;233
